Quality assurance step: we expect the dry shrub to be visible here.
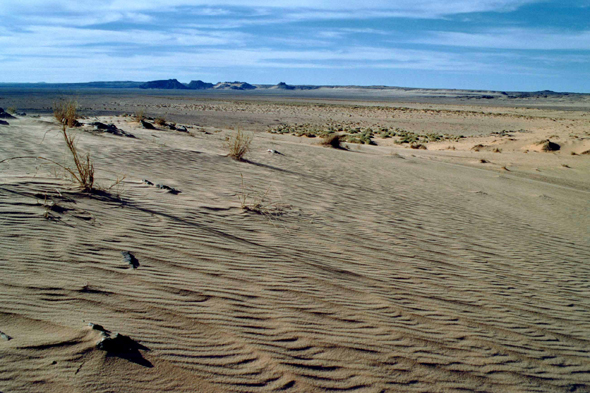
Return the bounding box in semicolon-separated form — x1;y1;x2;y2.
53;99;78;127
226;129;253;161
321;134;343;149
410;143;427;150
135;109;146;122
155;116;166;126
60;124;95;191
237;174;289;216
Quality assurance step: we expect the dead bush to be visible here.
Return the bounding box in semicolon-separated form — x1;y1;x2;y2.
321;134;343;149
53;99;78;127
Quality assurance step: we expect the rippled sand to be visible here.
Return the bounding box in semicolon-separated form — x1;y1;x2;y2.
1;102;589;392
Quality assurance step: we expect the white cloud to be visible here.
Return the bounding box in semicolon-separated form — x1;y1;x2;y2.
0;0;541;19
414;29;590;50
0;26;249;54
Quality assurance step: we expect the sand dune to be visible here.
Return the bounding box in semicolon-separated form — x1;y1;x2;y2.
1;105;589;392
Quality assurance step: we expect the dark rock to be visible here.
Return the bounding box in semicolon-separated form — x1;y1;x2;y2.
97;333;142;353
187;80;214;90
89;122;135;138
15;111;26;116
139;79;188;90
0;120;9;126
539;140;560;152
142;179;154;186
156;184;181;194
167;123;177;130
121;251;139;269
176;125;188;132
0;331;12;341
0;108;16;119
141;120;156;129
88;323;110;334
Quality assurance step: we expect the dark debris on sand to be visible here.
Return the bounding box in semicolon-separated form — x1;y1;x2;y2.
121;251;140;269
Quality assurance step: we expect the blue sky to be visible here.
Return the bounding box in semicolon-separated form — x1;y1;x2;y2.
0;0;589;92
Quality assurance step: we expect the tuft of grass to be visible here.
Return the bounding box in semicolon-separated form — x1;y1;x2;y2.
226;129;253;161
321;134;343;149
154;116;166;126
6;107;16;114
237;174;289;217
53;99;78;127
135;109;146;122
410;143;427;150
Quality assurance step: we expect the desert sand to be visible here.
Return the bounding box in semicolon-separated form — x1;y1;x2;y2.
0;90;589;392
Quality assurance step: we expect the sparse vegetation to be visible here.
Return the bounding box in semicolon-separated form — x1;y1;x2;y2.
155;116;166;126
268;122;463;146
3;100;95;192
226;129;253;161
6;107;16;114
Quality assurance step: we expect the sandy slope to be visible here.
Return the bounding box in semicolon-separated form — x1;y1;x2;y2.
1;114;589;393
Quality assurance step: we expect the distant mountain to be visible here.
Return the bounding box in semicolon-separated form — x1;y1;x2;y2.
187;80;214;90
501;90;573;99
213;81;257;90
270;82;295;90
139;79;188;89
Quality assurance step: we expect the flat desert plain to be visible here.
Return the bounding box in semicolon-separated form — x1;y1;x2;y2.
1;88;589;392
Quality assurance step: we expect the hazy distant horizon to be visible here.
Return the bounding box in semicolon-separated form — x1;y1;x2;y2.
1;79;589;95
1;1;589;92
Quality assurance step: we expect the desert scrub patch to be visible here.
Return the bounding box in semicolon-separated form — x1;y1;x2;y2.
269;121;464;146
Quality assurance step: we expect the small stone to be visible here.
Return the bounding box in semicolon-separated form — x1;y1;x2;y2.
0;331;12;341
121;251;139;269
